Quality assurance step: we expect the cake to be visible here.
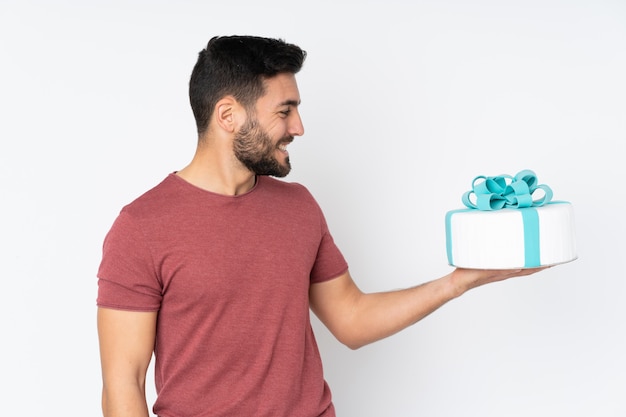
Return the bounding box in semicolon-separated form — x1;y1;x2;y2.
445;170;577;269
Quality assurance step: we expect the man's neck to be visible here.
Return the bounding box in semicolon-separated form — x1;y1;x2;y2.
176;149;256;196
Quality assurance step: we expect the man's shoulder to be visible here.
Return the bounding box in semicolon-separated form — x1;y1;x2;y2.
121;174;180;216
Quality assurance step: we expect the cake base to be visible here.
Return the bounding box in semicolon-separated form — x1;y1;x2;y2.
445;202;577;269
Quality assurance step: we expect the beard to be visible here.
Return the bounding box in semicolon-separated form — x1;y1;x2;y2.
233;117;292;178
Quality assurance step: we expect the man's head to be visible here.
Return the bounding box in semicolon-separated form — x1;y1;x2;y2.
189;35;307;136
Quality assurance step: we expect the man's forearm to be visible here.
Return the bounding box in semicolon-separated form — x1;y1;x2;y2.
346;273;458;349
346;267;545;349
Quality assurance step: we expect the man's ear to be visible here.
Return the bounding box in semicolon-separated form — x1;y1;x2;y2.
214;96;245;133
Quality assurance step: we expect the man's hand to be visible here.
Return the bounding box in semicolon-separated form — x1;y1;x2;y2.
449;266;549;297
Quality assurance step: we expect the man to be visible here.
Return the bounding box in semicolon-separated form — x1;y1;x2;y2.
97;35;543;417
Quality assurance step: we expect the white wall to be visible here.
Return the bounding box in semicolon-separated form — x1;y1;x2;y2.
1;0;624;415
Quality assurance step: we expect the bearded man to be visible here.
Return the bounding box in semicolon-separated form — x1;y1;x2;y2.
96;35;543;417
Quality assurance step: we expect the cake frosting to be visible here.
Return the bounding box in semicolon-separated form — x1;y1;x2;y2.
445;170;577;269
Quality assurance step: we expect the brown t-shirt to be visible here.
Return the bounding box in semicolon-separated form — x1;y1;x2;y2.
97;174;348;417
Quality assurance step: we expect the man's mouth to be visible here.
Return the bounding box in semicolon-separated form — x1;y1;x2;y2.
278;139;293;155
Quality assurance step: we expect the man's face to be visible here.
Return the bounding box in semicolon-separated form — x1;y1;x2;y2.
233;73;304;177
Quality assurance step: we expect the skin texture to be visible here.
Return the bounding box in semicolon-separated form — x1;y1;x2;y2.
97;72;546;416
98;309;156;417
309;267;545;350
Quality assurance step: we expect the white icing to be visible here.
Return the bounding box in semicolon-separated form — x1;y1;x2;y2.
446;203;577;269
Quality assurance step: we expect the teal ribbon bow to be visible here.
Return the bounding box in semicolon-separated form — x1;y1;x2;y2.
461;169;553;210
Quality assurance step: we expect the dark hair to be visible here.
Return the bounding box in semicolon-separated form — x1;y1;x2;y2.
189;35;307;136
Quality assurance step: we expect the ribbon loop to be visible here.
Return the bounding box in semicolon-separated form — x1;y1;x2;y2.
472;175;511;195
462;170;553;210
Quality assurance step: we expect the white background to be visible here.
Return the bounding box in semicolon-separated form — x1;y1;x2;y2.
1;0;625;416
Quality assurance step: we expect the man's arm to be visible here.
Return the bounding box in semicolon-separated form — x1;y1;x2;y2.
97;308;157;417
309;267;544;350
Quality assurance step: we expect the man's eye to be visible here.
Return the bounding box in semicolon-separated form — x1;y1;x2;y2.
279;109;291;116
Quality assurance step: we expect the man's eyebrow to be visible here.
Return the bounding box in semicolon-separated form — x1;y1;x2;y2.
279;99;301;107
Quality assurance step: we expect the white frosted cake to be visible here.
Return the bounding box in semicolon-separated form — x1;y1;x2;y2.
445;170;577;269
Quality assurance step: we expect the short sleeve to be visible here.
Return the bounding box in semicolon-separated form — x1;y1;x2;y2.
96;210;162;311
309;208;348;284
